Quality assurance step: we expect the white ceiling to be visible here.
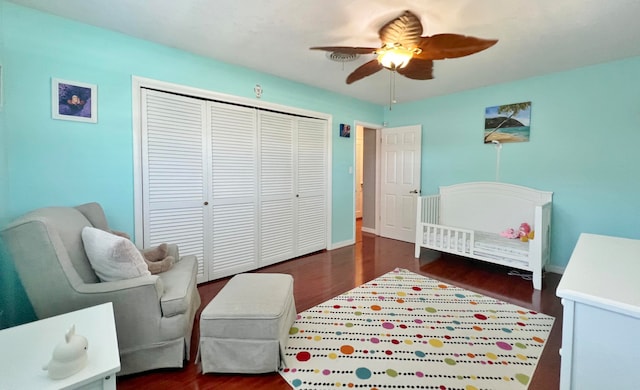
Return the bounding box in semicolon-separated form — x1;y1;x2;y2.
8;0;640;106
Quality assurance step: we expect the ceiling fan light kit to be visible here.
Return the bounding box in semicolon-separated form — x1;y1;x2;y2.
311;10;498;90
376;44;418;69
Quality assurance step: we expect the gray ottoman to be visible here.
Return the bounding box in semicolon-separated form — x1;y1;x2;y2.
199;273;297;374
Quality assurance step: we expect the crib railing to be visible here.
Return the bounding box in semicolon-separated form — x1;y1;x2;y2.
419;195;440;224
415;195;474;257
421;223;474;255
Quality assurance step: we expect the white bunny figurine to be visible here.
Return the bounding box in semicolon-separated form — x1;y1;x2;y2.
43;324;89;379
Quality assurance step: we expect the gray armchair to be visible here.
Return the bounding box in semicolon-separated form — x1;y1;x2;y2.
0;202;201;376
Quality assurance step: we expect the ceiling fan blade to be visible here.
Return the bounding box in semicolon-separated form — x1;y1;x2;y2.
415;34;498;60
346;60;384;84
396;58;434;80
378;10;423;48
310;46;378;54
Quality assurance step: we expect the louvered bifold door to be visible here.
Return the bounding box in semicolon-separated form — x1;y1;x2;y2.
209;102;259;279
296;117;328;255
141;89;210;282
258;111;295;267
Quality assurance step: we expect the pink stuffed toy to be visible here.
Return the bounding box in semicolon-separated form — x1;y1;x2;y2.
500;228;519;239
519;223;534;242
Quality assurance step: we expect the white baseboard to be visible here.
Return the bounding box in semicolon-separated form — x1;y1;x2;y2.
329;239;355;250
545;264;565;275
361;227;375;234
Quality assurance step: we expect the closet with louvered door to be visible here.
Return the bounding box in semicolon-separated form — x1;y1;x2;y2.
209;102;259;279
257;113;328;267
296;117;328;256
258;111;296;266
140;88;328;283
141;89;210;282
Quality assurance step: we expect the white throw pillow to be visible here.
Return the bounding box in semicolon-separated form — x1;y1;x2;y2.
81;226;151;282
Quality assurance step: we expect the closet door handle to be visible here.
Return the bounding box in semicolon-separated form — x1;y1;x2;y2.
204;201;209;206
409;189;420;194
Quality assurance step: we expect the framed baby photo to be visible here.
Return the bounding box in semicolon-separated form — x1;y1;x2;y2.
339;123;351;138
52;78;98;123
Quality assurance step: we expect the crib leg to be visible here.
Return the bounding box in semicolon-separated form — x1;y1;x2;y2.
414;245;421;258
532;268;543;290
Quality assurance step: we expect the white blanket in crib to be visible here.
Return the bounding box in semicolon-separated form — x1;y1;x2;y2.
474;231;529;259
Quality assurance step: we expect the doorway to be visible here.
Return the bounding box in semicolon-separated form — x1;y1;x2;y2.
355;124;379;241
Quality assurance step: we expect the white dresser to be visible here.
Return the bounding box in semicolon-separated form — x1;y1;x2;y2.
556;233;640;390
0;303;120;390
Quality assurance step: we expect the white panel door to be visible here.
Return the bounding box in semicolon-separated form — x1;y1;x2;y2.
141;89;209;282
209;102;258;279
259;111;295;266
380;125;422;243
296;117;327;255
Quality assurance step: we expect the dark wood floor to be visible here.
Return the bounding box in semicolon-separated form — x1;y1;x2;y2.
117;225;562;389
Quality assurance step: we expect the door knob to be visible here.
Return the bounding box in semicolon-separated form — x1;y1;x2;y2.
409;189;420;194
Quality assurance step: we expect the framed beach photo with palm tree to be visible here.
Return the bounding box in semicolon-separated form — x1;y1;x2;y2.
52;78;98;123
484;101;531;143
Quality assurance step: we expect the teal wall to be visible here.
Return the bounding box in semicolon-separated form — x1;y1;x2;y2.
1;1;36;329
1;2;381;244
385;57;640;268
0;0;6;226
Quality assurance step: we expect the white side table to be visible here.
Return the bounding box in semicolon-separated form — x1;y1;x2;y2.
556;233;640;390
0;302;120;390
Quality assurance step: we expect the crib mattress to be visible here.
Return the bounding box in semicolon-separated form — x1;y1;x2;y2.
474;231;529;258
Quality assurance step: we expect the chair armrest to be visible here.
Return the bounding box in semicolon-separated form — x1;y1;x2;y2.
75;274;164;297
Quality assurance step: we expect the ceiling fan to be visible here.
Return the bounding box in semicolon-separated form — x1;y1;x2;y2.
311;10;498;85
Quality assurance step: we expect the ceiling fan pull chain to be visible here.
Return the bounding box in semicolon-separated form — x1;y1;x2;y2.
392;71;397;105
389;71;396;110
389;71;392;110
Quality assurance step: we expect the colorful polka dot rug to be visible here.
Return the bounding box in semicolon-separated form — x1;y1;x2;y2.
279;268;554;390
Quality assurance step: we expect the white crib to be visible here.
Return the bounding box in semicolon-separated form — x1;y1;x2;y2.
414;182;553;290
